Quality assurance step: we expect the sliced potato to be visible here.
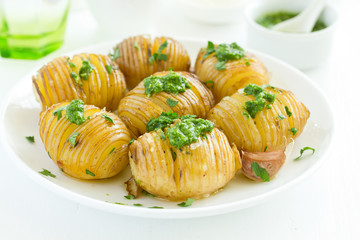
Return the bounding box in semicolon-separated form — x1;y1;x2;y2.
128;128;241;201
39;102;132;179
117;71;215;137
113;35;190;89
32;53;126;111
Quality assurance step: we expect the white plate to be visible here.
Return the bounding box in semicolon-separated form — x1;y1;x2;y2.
0;39;335;219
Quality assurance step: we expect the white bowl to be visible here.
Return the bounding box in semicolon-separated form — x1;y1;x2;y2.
244;0;338;70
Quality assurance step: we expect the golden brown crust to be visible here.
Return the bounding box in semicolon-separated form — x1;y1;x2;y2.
113;35;191;89
39;102;132;179
207;86;310;152
128;128;239;201
117;71;215;137
32;54;126;111
195;47;269;102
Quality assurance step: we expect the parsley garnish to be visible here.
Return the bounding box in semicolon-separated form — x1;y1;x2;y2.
79;60;94;80
25;136;35;143
129;139;135;145
105;65;113;74
278;113;286;120
111;48;121;61
142;190;155;197
242;111;250;119
285;106;292;117
178;198;194;207
134;41;140;50
86;169;95;177
149;206;164;209
39;168;56;178
66;58;76;68
102;114;115;124
133;203;143;207
243;84;276;118
294;147;315;160
214;61;226;70
166;98;179;107
290;127;297;136
70;72;81;85
109;147;116;155
264;146;268;152
53;105;67;120
203;41;215;59
146;111;179;132
149;40;168;64
245;61;251;66
68;132;79;147
170;148;177;161
113;202;127;205
66;99;86;125
205;80;214;89
124;194;135;200
159;129;166;140
251;161;270;182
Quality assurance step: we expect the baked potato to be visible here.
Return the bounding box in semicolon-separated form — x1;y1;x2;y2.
117;71;215;137
128;126;241;201
207;84;310;181
33;53;126;111
39;100;132;179
195;41;269;102
111;35;190;89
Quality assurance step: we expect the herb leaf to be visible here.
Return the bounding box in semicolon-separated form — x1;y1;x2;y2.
278;113;286;120
205;80;214;89
39;168;56;178
149;206;164;209
203;41;215;59
294;147;315;160
170;148;177;161
53;105;67;120
66;99;86;125
166;98;179;107
109;147;116;155
25;136;35;143
111;48;121;61
251;161;270;182
290;127;298;136
142;190;155;197
285;106;292;117
68;132;79;147
124;194;135;200
133;203;143;207
146;111;179;132
215;61;226;70
79;60;94;80
149;40;168;64
86;169;95;177
102;114;115;124
134;41;140;50
177;198;194;207
144;72;191;97
105;65;113;74
129;139;135;145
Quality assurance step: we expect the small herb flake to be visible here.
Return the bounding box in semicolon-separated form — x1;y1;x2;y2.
129;139;135;145
278;113;286;120
109;147;116;155
124;194;135;200
142;190;155;197
290;127;298;136
149;40;168;64
133;203;143;207
114;202;127;205
178;198;194;207
39;168;56;178
86;169;95;177
251;161;270;182
264;146;268;152
294;147;315;160
285;106;292;117
68;132;79;147
243;111;250;119
205;80;214;89
149;206;164;209
25;136;35;143
66;58;76;68
159;130;166;140
215;61;226;70
134;41;140;50
166;98;179;107
102;114;115;124
53;105;67;120
170;148;177;161
111;48;121;61
245;61;251;66
105;65;113;74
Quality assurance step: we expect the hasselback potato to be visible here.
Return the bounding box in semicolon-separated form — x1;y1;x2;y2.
39;100;132;179
195;41;269;102
128;127;241;201
207;84;310;181
112;35;190;89
33;53;126;111
117;71;215;137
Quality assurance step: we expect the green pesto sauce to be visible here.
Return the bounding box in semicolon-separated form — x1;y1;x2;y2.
203;41;245;70
166;116;214;148
79;60;94;80
256;11;327;32
146;111;179;132
144;72;191;97
243;84;275;119
66;99;86;125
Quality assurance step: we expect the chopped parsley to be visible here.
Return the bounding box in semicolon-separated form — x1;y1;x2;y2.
243;84;276;118
264;146;268;152
294;147;315;160
66;58;76;68
129;139;135;145
70;72;81;85
111;48;121;61
39;168;56;178
203;41;245;70
245;61;251;66
251;161;270;182
205;80;214;89
149;206;164;209
53;105;67;120
85;169;95;177
102;114;115;124
109;147;116;155
134;41;140;50
66;99;86;125
144;71;191;97
290;127;298;136
159;129;166;140
142;190;155;197
133;203;143;207
68;132;79;147
170;148;177;161
124;194;135;200
149;40;168;64
278;113;286;120
105;65;113;74
166;98;179;107
25;136;35;143
79;60;94;80
177;198;194;207
146;111;179;132
285;106;292;117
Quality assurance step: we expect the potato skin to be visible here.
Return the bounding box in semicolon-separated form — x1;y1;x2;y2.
128;128;241;201
39;102;132;179
195;48;269;102
33;53;126;111
117;71;215;137
113;35;191;89
207;86;310;153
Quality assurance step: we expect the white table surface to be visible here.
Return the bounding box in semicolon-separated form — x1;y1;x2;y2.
0;0;359;239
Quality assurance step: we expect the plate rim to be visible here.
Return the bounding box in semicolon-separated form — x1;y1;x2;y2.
0;38;336;219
